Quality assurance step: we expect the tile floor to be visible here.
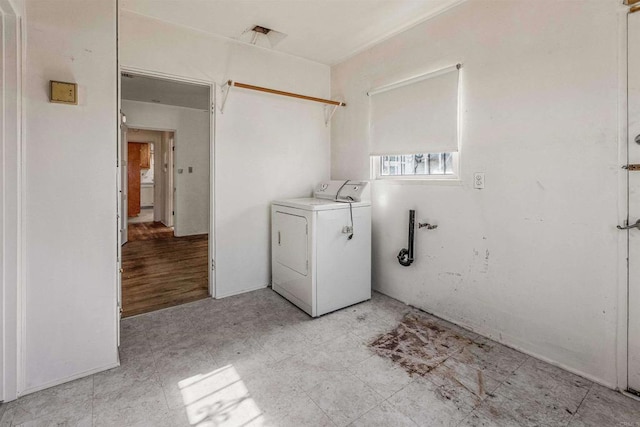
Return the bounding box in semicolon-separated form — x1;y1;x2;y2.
1;289;639;426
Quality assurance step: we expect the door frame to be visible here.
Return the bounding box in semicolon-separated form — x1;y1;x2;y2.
617;4;640;395
117;66;217;307
0;0;22;401
124;127;175;228
616;4;629;394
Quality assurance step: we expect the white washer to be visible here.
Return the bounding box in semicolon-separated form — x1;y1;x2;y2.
271;181;371;317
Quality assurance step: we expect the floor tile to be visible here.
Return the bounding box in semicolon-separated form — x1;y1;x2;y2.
206;335;273;374
322;332;376;369
153;339;218;379
92;375;169;427
569;384;640;426
93;356;158;401
11;377;93;424
306;371;383;427
349;354;413;399
293;314;352;346
452;338;528;383
174;364;264;427
387;376;477;427
13;412;92;427
462;391;575;427
350;400;418;427
264;394;334;427
253;325;313;362
495;357;592;414
369;292;413;324
270;347;347;393
427;356;502;400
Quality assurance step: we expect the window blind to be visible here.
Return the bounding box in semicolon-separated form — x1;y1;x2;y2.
369;65;460;156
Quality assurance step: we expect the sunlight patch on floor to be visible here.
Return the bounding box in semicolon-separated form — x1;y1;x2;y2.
179;365;264;426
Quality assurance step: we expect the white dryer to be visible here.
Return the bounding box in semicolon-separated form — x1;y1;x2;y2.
271;181;371;317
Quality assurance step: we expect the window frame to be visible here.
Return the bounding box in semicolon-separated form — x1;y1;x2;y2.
371;151;460;182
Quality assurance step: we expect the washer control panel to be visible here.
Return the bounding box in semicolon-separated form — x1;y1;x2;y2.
314;180;369;202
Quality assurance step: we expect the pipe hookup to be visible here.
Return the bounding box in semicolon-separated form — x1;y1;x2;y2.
397;210;415;267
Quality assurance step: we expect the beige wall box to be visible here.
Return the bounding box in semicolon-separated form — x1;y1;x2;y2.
50;80;77;104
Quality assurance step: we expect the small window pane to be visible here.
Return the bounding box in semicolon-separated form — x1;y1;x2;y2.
380;152;455;177
444;152;453;174
428;153;444;174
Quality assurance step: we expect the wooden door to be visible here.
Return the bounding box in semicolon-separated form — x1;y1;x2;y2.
128;143;141;217
140;143;151;169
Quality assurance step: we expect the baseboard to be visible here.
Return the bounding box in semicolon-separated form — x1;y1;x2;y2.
215;284;269;299
19;360;120;397
622;390;640;402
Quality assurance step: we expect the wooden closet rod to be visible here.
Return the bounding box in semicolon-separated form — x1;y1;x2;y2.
227;80;346;107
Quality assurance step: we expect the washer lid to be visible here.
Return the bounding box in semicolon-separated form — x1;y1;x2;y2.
272;197;371;211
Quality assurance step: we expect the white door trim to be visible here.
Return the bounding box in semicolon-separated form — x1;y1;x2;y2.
118;66;217;301
0;0;23;401
616;5;630;393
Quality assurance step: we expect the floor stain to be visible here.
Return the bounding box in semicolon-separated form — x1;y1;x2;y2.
369;311;503;414
369;312;474;377
478;370;485;397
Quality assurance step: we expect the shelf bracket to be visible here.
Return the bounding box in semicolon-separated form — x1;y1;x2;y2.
324;104;340;127
220;80;233;114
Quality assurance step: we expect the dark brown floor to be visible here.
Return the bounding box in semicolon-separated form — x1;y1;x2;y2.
122;222;209;317
127;221;175;241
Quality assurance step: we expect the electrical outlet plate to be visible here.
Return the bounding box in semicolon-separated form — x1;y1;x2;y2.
474;172;485;189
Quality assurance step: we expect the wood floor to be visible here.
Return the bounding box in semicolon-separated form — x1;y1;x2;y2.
127;221;175;241
122;222;209;317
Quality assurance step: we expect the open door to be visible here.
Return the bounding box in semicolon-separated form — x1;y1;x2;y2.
121;123;128;245
116;115;127;347
127;143;142;218
626;10;640;394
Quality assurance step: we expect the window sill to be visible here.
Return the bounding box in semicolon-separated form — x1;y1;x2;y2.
373;177;463;186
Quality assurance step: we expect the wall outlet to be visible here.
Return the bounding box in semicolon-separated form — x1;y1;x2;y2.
474;172;485;189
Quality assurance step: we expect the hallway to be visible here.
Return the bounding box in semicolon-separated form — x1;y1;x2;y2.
122;222;208;317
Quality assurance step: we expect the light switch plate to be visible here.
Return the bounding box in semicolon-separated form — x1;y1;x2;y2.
474;172;485;189
50;81;78;105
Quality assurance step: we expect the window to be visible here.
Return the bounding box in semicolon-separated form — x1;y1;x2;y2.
373;152;458;180
380;153;454;176
368;64;461;182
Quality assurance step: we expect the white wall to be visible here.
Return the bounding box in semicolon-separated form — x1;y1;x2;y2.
216;90;330;297
122;100;209;236
23;0;118;392
120;12;331;297
331;0;622;387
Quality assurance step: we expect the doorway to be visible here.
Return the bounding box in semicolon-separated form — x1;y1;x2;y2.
119;72;213;318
